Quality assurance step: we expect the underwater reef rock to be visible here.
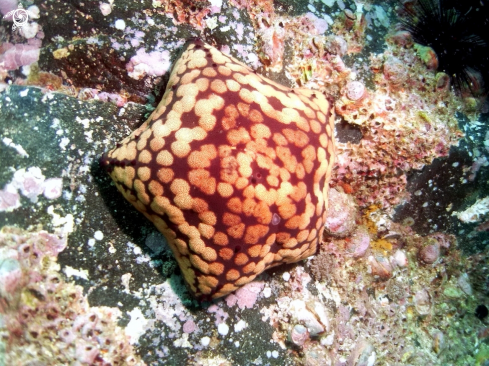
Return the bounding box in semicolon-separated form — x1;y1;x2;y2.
1;0;488;365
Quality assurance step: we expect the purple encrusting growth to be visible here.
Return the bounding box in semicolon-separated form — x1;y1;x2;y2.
0;167;63;212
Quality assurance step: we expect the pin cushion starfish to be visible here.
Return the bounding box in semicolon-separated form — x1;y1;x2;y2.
100;39;336;300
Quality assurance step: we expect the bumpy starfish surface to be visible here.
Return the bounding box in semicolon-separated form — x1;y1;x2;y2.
101;39;335;300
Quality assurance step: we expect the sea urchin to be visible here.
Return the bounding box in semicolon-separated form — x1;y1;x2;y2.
397;0;488;93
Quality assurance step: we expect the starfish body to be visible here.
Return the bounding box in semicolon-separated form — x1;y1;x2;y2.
101;40;335;300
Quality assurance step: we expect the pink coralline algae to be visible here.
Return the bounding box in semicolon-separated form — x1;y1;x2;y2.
225;281;265;310
0;184;20;212
42;177;63;200
207;304;229;326
304;12;329;34
0;0;17;16
126;48;172;80
12;167;45;202
0;226;144;365
0;43;40;71
99;2;112;16
0;167;63;210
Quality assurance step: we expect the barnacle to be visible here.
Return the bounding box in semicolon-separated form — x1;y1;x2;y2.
100;40;336;300
335;81;372;126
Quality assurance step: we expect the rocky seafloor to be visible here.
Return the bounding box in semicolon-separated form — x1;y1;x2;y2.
1;0;489;365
